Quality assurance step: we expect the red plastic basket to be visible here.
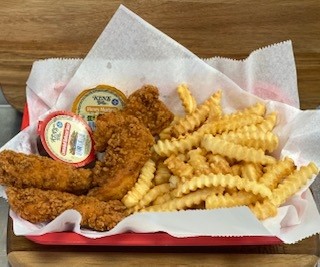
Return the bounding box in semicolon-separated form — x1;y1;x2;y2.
21;104;282;246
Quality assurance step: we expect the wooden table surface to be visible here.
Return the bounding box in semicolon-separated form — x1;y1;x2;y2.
1;0;320;266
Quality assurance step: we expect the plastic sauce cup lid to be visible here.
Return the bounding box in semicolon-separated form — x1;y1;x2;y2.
71;84;127;130
38;110;95;167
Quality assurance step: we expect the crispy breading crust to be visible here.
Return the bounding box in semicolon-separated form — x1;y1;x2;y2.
0;150;92;194
89;112;154;201
6;187;126;231
124;85;174;136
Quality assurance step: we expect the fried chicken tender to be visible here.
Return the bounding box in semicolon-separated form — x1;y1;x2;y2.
0;150;92;194
124;85;174;136
6;187;126;231
89;111;154;201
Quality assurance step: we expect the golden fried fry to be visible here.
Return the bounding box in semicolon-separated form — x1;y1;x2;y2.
259;157;296;189
205;191;258;209
198;113;264;137
153;131;202;157
205;90;222;122
164;154;193;180
175;173;272;199
240;162;264;182
154;161;172;185
158;116;182;140
187;148;211;176
154;113;264;158
201;134;276;165
219;130;279;153
169;175;182;188
230;102;266;117
133;183;171;211
230;164;242;177
142;187;222;212
177;83;197;114
172;90;221;137
249;199;278;220
152;188;178;205
206;153;232;174
270;162;318;207
256;112;278;132
234;112;277;134
121;159;156;208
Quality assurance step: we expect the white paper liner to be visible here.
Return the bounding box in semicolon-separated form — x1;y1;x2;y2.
12;207;272;238
1;5;320;244
204;40;300;108
26;58;82;125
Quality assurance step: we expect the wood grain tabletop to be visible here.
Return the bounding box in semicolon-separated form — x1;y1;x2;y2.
7;251;320;267
1;0;320;266
1;0;320;112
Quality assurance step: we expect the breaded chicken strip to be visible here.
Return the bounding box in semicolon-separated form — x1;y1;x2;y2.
6;187;126;231
124;85;174;135
0;150;92;194
89;111;154;201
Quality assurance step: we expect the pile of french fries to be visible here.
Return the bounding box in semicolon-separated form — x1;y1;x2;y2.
122;84;319;220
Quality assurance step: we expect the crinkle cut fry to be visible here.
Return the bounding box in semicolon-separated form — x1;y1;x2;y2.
198;113;264;137
177;83;197;114
172;90;221;137
164;154;193;180
152;188;178;205
158;116;182;140
236;112;277;134
270;162;319;207
169;175;182;188
201;134;276;165
153;113;264;157
249;162;319;221
154;161;172;185
187;148;212;176
259;157;296;189
206;153;232;175
153;131;202;157
205;191;259;209
256;112;278;132
240;162;263;182
131;183;171;212
218;130;279;153
230;164;242;177
175;173;272;199
121;159;156;208
229;102;266;117
141;187;222;212
249;199;278;220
